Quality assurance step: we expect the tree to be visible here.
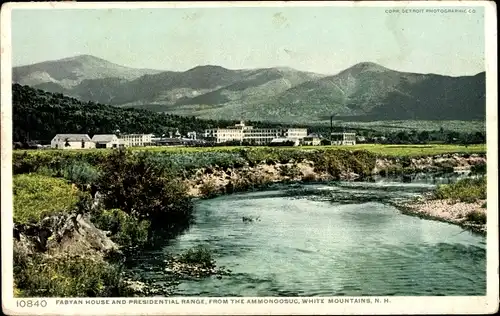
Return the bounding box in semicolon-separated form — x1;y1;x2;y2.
418;131;430;143
97;150;194;235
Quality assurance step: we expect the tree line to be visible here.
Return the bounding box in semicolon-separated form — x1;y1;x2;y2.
12;84;285;143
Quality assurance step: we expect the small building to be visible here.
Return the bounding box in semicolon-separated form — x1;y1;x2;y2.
356;136;367;143
92;134;121;148
51;134;95;149
331;132;356;145
187;131;197;140
302;133;322;146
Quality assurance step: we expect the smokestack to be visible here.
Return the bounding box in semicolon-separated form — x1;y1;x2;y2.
330;115;334;140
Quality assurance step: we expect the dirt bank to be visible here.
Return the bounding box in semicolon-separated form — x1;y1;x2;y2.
374;153;486;174
185;153;486;198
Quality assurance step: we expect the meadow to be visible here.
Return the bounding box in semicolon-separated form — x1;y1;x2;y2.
15;143;486;157
134;144;487;157
314;120;486;133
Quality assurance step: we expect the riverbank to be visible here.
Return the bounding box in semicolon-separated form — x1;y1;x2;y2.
184;152;486;198
398;197;487;234
394;177;487;234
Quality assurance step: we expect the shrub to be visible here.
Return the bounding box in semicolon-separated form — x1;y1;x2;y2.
434;160;456;172
145;151;246;177
61;161;101;188
13;251;124;297
465;210;486;225
92;209;150;249
471;162;487;175
434;177;486;202
13;174;79;224
302;173;317;182
35;166;58;177
199;180;220;198
178;245;214;268
279;165;301;178
97;149;194;234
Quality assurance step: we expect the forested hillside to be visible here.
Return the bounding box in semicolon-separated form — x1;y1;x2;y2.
11;84;280;142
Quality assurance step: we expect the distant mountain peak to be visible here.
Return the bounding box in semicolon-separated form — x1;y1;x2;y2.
55;54;111;64
349;61;388;71
187;65;230;72
334;61;390;77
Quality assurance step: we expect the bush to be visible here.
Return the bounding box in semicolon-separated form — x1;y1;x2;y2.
302;173;318;182
279;165;301;178
145;151;246;177
92;209;150;249
13;251;124;297
13;174;80;224
199;180;221;198
471;162;487;174
97;149;194;234
61;161;101;188
35;166;58;177
434;177;486;202
178;245;214;268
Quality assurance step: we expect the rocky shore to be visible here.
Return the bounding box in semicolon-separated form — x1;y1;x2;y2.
185;153;486;198
374;153;486;174
396;196;487;234
184;160;333;197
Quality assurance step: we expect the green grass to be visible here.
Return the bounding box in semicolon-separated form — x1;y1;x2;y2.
434;177;487;203
131;144;486;157
18;144;485;157
13;174;79;224
14;250;124;297
314;120;486;133
343;144;486;157
178;245;214;268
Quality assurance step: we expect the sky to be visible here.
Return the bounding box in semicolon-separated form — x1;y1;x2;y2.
11;5;485;76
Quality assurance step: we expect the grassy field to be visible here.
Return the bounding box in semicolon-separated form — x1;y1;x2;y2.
128;144;487;157
314;120;486;133
14;144;487;158
13;174;79;224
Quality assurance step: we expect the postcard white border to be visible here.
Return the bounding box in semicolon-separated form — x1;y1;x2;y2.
1;1;498;315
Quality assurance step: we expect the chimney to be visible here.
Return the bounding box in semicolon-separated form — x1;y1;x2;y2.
330;115;333;139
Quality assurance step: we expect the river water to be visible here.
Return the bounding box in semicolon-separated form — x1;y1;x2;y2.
127;173;486;296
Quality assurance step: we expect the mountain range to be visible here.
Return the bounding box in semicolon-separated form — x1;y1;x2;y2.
13;55;486;123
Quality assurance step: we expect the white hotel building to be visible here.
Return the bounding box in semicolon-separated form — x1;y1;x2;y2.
204;121;308;145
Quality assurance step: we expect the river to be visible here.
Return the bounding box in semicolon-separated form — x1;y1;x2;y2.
126;172;486;296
